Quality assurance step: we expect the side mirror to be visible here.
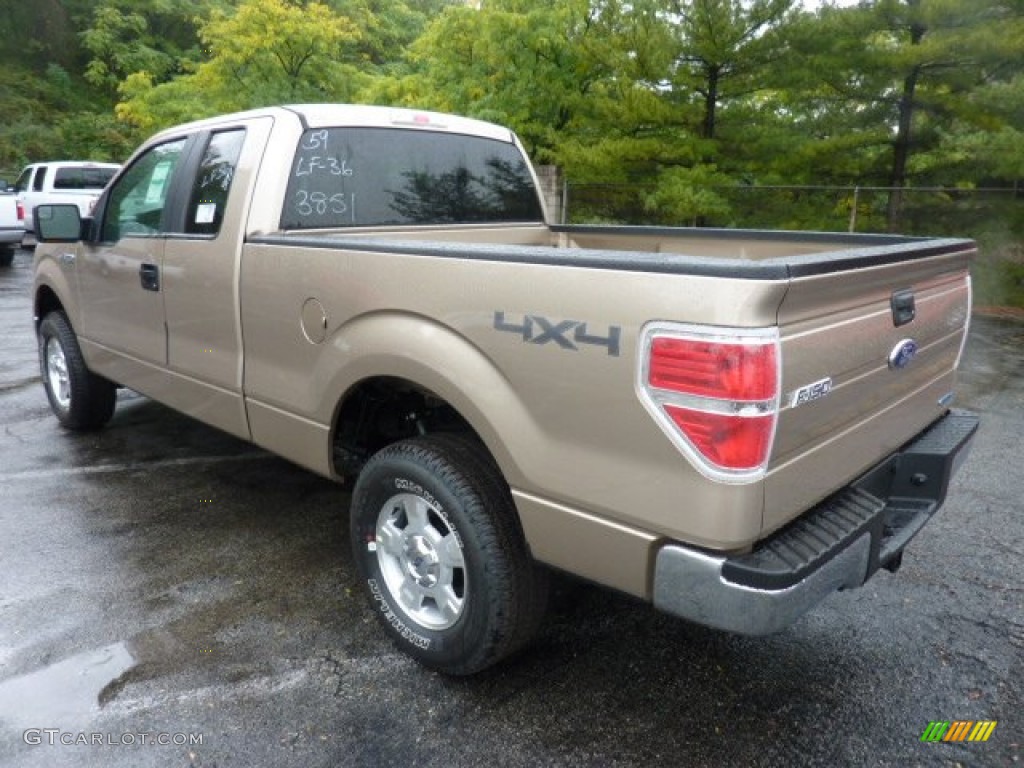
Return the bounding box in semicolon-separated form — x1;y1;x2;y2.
35;204;85;243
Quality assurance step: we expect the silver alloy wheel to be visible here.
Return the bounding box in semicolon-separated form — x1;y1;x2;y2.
375;492;466;630
45;337;71;410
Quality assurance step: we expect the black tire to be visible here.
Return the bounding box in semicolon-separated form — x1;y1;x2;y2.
350;433;548;675
0;247;13;268
38;311;116;430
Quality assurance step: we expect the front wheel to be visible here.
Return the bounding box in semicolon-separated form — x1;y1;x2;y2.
350;434;548;675
38;311;116;430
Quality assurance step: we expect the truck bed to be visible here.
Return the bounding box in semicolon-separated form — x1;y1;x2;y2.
249;222;973;551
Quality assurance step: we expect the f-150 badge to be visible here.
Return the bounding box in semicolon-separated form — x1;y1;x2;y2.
790;377;833;408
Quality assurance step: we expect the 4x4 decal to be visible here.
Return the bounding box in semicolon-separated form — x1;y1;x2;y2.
493;312;621;357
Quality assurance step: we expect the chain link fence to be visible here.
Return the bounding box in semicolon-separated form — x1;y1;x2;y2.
564;183;1024;236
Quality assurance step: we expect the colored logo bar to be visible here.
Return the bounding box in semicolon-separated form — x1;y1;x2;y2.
921;721;997;742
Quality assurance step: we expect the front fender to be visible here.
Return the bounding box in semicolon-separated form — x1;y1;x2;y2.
33;244;80;330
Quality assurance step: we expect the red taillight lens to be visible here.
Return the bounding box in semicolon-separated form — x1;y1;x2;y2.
664;406;775;471
650;337;777;401
639;325;780;481
16;202;24;222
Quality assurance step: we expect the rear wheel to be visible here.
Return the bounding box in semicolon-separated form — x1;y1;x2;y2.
350;434;547;675
0;247;13;267
39;311;116;430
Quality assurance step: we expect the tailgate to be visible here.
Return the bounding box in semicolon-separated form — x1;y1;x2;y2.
763;243;973;535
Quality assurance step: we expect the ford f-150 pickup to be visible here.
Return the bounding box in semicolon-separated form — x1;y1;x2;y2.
32;105;978;674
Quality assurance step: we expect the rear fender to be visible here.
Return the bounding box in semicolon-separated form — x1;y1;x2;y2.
322;312;540;488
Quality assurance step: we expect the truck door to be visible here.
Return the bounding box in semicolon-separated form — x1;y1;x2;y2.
160;118;273;440
78;138;190;379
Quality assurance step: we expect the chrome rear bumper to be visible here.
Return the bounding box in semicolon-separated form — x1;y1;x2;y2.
652;409;979;634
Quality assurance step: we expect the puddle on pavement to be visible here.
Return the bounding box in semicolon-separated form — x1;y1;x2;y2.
0;642;135;730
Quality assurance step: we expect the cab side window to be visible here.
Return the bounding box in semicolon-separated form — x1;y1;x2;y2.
101;139;187;242
32;167;46;192
185;129;246;236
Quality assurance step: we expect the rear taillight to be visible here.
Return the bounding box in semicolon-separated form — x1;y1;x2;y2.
649;336;777;401
16;202;24;222
638;323;781;483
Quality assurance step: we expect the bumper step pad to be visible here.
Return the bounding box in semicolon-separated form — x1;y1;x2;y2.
721;409;979;592
722;487;885;590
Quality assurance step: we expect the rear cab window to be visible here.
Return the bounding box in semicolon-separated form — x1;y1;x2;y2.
185;129;246;237
53;166;118;191
281;127;543;229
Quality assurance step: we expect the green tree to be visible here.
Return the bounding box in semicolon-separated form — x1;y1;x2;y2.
661;0;798;143
373;0;811;224
0;0;131;168
81;0;206;95
643;164;734;224
791;0;1024;229
326;0;461;72
364;0;612;152
0;0;91;73
365;1;676;171
116;0;362;133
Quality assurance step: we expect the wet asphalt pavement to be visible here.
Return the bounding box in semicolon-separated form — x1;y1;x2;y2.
0;246;1020;767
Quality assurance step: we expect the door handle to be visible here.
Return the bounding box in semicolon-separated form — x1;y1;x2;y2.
139;263;160;292
891;289;915;327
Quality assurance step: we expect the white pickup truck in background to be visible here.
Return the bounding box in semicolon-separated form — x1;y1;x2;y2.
0;188;21;266
14;161;120;235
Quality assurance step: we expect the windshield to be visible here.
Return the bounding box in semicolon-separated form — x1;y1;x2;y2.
14;167;32;194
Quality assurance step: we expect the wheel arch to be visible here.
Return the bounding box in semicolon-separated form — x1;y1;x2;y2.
33;257;75;331
322;313;542;493
330;374;484;472
35;283;64;327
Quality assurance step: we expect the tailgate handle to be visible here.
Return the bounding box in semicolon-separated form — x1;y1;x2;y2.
891;289;915;327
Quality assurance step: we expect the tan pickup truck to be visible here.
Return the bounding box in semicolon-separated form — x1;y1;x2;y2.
32;105;978;674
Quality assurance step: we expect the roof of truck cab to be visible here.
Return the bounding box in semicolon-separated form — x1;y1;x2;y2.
148;104;516;144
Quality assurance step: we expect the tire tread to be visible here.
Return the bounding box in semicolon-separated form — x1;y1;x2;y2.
351;433;547;675
39;310;116;430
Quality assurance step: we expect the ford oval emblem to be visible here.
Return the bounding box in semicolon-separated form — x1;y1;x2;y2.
888;339;919;370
